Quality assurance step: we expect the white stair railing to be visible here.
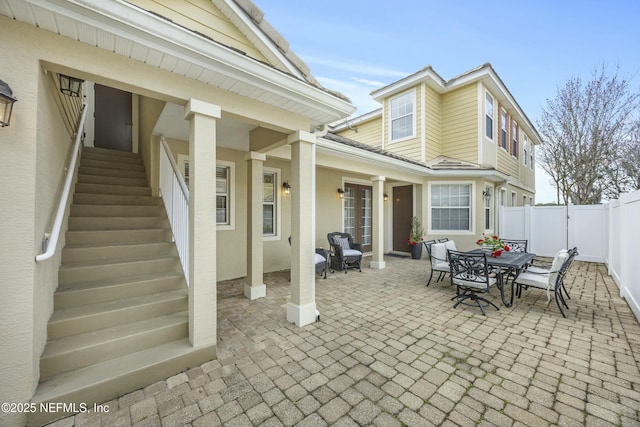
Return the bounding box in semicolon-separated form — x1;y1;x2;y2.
36;104;88;262
159;137;190;285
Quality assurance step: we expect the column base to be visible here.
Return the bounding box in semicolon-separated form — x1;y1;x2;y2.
370;260;386;269
286;301;319;327
244;284;266;300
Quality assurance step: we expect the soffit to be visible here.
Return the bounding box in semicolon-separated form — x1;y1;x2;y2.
0;0;354;128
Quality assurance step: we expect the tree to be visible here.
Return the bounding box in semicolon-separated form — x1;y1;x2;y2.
537;65;640;204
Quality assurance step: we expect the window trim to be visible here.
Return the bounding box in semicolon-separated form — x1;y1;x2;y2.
511;120;519;158
484;185;493;233
500;108;508;150
427;181;475;235
388;89;416;143
523;135;528;166
262;167;281;241
216;160;236;230
485;93;494;140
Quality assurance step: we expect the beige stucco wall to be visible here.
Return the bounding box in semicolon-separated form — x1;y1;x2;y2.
138;96;166;192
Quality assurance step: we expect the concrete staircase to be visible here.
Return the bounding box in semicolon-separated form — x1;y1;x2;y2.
29;147;215;427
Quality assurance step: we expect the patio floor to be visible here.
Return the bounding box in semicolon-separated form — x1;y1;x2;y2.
49;256;640;427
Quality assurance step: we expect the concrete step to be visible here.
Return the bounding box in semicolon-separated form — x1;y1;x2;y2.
28;339;215;427
40;312;188;379
62;242;177;264
75;182;152;196
59;256;182;286
47;290;187;340
83;146;141;159
81;158;145;172
71;204;165;218
73;193;163;206
82;149;143;165
68;216;168;231
55;272;185;309
78;166;147;180
77;173;148;188
65;228;172;245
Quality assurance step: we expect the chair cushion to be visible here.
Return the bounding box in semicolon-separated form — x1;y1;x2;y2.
431;242;447;265
444;240;457;252
453;275;497;289
433;261;450;272
334;237;351;250
342;249;362;257
314;253;326;264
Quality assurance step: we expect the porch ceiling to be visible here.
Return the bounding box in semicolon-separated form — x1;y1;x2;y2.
0;0;355;128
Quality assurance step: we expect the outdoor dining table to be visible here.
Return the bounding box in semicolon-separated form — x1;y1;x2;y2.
468;249;536;307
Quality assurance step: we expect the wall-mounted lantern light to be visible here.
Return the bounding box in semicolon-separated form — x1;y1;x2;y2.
383;193;389;202
0;78;17;127
482;188;492;201
282;181;291;195
58;73;84;97
337;188;345;199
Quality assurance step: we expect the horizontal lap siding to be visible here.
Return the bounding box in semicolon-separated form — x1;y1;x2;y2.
498;148;519;177
338;119;382;148
425;86;442;161
441;85;478;163
128;0;268;63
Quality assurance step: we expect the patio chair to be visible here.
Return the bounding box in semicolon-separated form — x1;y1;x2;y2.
448;250;501;315
500;238;528;253
327;232;362;273
525;247;578;300
514;249;571;317
425;240;456;286
437;238;450;243
288;237;328;279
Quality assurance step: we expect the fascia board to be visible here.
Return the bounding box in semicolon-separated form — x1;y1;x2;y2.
331;108;382;131
371;68;446;101
31;0;354;122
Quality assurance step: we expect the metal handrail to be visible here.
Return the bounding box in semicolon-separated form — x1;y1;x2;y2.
35;103;88;262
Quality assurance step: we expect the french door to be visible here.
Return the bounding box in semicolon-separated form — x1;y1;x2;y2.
343;183;372;252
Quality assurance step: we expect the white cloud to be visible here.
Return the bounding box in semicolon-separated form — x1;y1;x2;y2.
302;54;408;78
316;76;381;116
354;78;385;87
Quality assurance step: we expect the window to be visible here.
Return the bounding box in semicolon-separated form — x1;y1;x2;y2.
500;109;508;149
523;135;528;166
530;144;534;169
523;195;528;206
262;172;276;235
343;183;373;252
485;93;494;139
389;90;415;141
511;121;516;156
431;183;472;232
484;186;492;231
216;166;230;224
511;191;517;207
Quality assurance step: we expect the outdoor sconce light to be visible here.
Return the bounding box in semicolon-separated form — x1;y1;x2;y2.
0;78;17;127
383;193;389;202
482;188;492;201
58;73;84;97
282;181;291;195
337;188;345;199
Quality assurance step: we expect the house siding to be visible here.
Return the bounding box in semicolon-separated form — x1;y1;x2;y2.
424;85;442;161
384;88;422;162
497;140;520;178
337;117;382;148
441;84;478;163
127;0;269;64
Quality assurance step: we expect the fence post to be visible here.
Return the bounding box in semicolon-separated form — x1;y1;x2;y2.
619;193;628;299
524;204;532;250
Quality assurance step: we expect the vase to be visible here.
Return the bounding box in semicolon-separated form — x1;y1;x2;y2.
410;243;423;259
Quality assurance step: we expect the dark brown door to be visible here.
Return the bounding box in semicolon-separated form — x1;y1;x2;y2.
95;84;132;151
344;183;372;252
393;185;413;252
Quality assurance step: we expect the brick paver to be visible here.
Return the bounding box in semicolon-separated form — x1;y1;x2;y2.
47;257;640;427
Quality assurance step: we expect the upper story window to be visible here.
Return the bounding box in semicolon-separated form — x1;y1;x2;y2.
485;93;494;140
523;135;529;166
530;144;534;169
389;90;415;142
500;108;508;150
511;120;519;158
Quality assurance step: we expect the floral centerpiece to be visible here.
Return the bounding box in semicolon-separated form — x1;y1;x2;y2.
476;234;510;257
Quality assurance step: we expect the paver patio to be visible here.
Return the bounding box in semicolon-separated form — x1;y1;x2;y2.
48;256;640;427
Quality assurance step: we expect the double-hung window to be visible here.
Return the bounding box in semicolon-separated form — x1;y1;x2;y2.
523;135;528;166
389;90;415;142
485;93;494;140
511;121;519;157
216;166;230;225
262;171;276;236
530;144;534;169
484;186;492;231
500;109;508;150
430;183;472;232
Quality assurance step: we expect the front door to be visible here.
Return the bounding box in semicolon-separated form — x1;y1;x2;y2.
94;84;132;151
393;185;413;252
344;183;372;252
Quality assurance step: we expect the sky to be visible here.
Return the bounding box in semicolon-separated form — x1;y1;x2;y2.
254;0;640;203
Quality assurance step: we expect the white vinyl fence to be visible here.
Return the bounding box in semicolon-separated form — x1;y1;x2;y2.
500;189;640;322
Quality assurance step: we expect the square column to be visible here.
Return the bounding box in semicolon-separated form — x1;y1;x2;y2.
184;99;220;347
371;175;386;269
287;131;318;326
245;151;267;299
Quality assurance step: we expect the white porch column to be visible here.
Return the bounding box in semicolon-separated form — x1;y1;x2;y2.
184;99;220;347
287;130;318;326
245;151;267;299
371;175;386;269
